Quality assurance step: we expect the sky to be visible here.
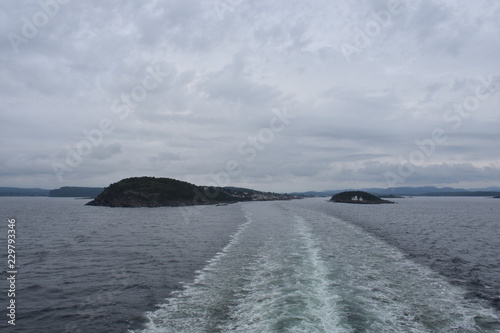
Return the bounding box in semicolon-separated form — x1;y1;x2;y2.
1;0;499;192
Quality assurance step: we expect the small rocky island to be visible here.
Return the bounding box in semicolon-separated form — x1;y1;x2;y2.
329;191;395;204
86;176;301;207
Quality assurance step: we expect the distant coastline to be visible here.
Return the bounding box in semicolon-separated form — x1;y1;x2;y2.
86;177;302;208
1;185;500;198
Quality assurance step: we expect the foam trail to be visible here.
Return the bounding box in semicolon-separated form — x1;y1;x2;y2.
219;209;348;332
135;210;255;333
291;205;500;332
133;201;500;332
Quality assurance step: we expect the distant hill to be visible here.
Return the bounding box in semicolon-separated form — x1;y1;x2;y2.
2;184;499;200
0;187;50;196
374;186;469;196
293;186;500;197
329;191;394;204
290;190;338;197
86;177;301;207
420;191;500;197
0;186;104;197
49;187;104;198
469;186;500;192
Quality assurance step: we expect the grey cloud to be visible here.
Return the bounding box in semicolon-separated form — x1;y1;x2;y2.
331;161;500;189
405;163;500;185
149;151;182;163
1;0;499;191
202;54;281;106
91;143;122;160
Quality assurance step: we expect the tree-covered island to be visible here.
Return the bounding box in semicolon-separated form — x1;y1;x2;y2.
329;191;395;204
86;176;302;207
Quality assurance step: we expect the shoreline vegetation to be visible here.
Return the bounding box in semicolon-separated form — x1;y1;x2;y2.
85;176;303;208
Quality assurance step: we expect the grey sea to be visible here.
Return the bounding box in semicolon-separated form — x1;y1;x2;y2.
0;196;499;332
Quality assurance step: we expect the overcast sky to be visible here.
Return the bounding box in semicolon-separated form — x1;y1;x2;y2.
1;0;499;192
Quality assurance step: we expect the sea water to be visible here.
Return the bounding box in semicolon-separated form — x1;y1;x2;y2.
0;197;499;332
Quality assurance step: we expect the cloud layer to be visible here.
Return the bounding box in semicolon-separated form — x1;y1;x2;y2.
1;0;499;191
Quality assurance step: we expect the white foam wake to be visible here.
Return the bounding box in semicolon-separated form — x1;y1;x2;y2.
134;210;255;333
219;209;348;333
132;201;500;332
